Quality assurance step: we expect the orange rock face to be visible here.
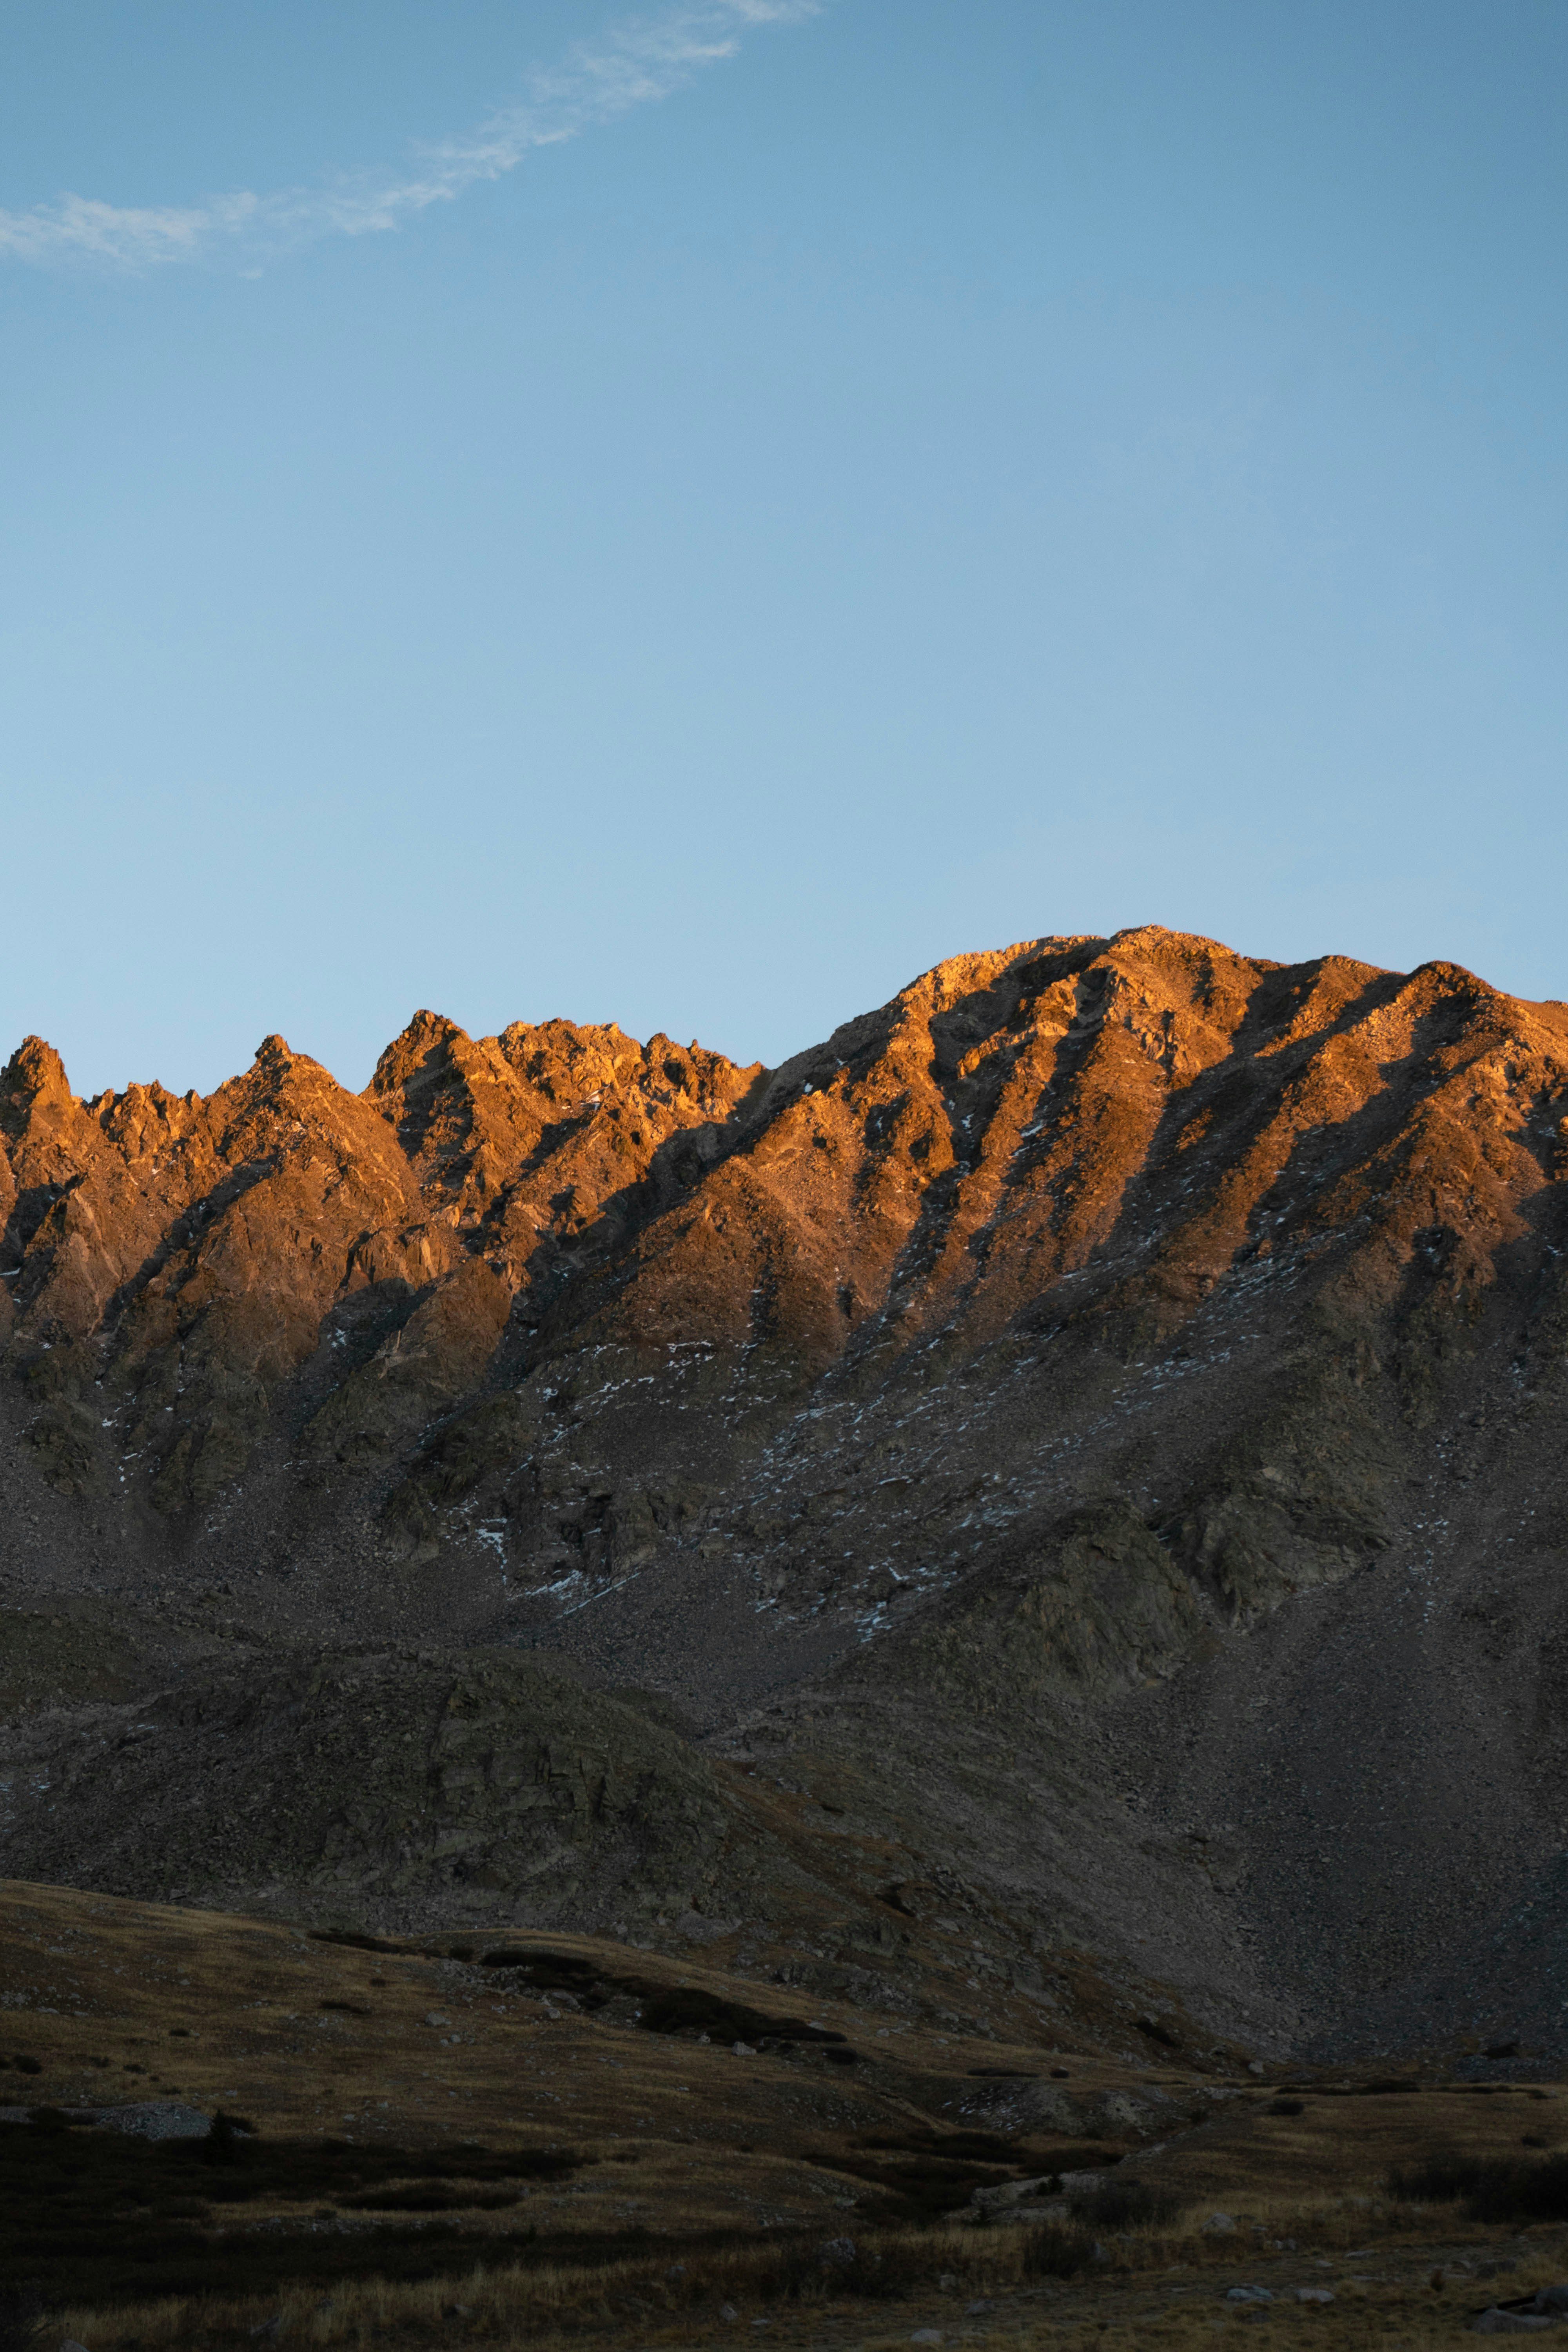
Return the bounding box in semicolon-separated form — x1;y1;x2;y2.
7;925;1564;1546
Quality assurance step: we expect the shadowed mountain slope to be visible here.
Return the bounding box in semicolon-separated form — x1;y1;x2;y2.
5;927;1568;2065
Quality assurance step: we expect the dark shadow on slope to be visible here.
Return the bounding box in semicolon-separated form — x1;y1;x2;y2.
100;1157;286;1325
834;943;1111;1363
366;1013;475;1171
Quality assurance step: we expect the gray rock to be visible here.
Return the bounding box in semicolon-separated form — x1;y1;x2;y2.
1203;2212;1238;2234
90;2102;212;2141
1227;2287;1274;2304
1536;2290;1568;2316
818;2237;857;2269
675;1910;740;1945
971;2173;1054;2209
1472;2312;1558;2334
1295;2288;1334;2305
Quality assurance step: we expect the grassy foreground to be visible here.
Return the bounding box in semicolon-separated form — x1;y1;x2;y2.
49;2198;1568;2352
3;1879;1564;2349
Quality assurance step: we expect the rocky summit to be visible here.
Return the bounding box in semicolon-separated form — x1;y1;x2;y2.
6;924;1568;2070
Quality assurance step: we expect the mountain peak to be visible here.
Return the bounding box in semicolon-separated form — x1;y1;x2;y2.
5;928;1568;2070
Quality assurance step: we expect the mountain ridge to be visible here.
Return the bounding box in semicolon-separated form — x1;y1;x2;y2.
6;924;1568;2068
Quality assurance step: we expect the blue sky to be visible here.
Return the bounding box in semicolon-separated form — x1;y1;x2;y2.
3;1;1565;1095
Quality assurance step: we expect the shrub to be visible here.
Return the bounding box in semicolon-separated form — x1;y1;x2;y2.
1389;2153;1568;2223
756;2233;938;2303
851;2235;955;2298
1068;2180;1180;2229
200;2112;258;2168
1020;2221;1099;2278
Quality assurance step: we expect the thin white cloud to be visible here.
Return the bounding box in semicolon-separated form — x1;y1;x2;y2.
0;0;822;272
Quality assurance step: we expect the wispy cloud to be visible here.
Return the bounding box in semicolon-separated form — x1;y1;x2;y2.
0;0;822;272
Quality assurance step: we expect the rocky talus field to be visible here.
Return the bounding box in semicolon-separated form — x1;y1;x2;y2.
9;926;1568;2345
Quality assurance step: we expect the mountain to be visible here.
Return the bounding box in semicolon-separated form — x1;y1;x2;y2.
5;924;1568;2068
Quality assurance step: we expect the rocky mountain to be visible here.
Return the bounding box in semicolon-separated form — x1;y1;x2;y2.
5;925;1568;2069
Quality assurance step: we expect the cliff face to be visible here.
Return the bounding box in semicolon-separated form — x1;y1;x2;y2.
6;926;1568;2064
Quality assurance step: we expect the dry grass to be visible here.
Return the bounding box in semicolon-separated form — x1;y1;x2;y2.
9;1879;1568;2350
54;2201;1568;2352
58;2228;976;2352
